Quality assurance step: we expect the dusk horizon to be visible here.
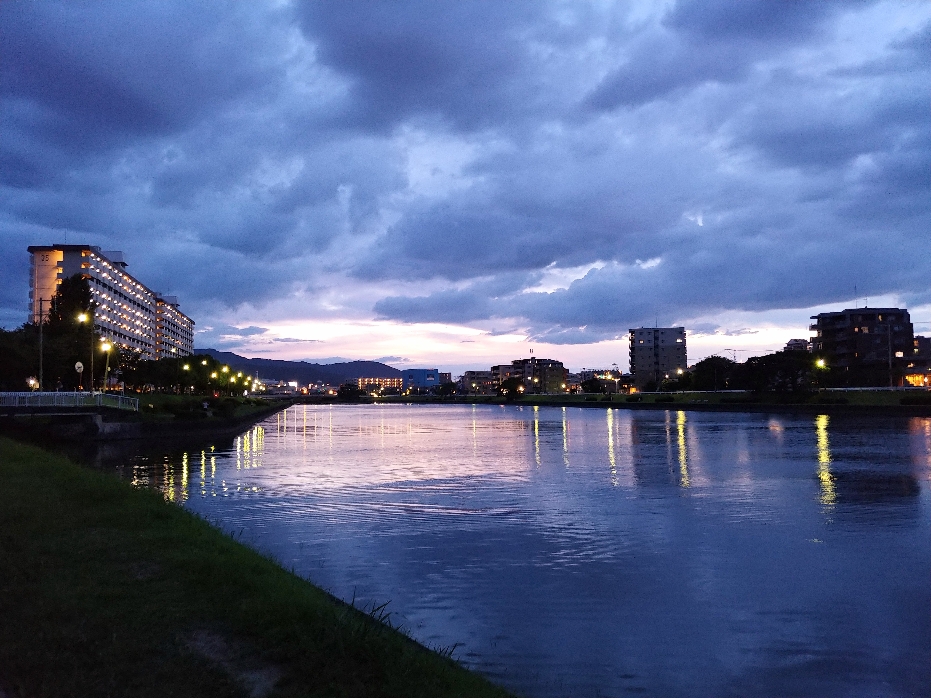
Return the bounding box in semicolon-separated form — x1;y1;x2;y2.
2;1;928;376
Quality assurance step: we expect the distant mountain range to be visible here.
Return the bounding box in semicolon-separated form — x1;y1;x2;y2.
195;349;401;385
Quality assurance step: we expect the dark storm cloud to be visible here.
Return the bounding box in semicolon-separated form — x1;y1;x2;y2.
294;1;546;131
585;0;874;110
1;0;928;342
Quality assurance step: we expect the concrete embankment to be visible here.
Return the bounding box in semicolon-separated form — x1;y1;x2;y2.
0;401;290;442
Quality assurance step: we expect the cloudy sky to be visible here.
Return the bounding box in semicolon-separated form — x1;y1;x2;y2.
2;0;928;374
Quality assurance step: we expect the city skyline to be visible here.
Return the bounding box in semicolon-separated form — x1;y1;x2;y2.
2;2;928;376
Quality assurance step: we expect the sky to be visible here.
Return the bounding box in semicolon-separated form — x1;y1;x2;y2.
1;0;928;376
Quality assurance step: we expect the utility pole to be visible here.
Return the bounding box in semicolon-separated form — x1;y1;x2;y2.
887;323;893;388
37;298;45;391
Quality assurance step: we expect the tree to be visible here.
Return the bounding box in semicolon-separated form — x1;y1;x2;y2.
337;383;363;400
744;350;820;393
580;377;604;393
497;377;525;401
0;325;38;391
690;355;740;391
43;274;96;390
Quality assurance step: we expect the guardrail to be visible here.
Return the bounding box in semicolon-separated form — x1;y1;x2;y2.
0;392;139;412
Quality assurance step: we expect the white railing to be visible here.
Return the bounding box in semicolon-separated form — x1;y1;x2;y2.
0;392;139;412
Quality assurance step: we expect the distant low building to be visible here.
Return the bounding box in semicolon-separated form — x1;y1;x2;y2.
439;372;452;385
629;327;687;389
785;338;811;352
460;370;496;394
357;377;403;391
402;368;440;390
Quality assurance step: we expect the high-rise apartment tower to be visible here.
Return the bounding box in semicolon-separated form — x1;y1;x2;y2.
28;244;194;359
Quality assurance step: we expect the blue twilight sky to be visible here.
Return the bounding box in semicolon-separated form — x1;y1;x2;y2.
1;1;928;374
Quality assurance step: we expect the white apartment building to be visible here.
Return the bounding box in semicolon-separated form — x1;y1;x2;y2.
629;327;687;389
28;244;194;359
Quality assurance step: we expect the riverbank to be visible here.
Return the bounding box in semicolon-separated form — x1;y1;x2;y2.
0;437;512;698
0;395;292;442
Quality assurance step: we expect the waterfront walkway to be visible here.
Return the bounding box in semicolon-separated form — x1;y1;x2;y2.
0;391;139;412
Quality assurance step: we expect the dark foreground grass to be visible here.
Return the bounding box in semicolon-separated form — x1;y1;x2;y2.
0;437;513;698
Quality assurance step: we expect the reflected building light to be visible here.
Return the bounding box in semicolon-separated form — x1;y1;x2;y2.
607;408;617;486
562;406;569;467
816;414;836;506
908;417;931;475
181;452;188;502
164;458;175;502
200;450;207;496
534;405;541;466
677;411;690;488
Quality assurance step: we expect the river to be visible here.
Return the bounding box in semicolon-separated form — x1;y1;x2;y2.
113;404;931;697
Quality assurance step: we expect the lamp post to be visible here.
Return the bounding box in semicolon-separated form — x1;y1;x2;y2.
77;313;93;392
37;298;46;391
101;339;112;392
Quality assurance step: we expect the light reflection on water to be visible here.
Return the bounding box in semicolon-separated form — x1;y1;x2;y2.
122;405;930;698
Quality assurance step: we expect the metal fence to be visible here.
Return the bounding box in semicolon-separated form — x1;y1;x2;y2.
0;392;139;412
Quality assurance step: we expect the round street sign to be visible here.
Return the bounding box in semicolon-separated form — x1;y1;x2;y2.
75;362;84;373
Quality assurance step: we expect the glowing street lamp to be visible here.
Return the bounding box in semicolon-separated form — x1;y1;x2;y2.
76;312;94;391
100;339;112;392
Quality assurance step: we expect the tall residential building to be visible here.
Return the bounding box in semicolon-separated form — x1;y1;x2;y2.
27;244;194;359
629;327;687;389
810;308;913;384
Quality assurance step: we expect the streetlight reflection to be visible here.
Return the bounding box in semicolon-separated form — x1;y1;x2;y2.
816;414;835;506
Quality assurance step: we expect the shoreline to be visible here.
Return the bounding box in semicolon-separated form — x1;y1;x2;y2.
364;394;931;417
0;436;512;697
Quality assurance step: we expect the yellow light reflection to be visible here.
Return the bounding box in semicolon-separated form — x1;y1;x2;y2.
816;414;835;506
677;410;690;488
180;452;188;502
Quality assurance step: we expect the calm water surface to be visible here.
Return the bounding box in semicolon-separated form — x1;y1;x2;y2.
120;404;931;697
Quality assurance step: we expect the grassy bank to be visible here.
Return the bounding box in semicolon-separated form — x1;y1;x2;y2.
136;394;293;423
0;437;512;698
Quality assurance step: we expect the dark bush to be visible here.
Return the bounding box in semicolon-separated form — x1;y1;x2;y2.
625;395;642;403
217;398;239;418
901;394;931;405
